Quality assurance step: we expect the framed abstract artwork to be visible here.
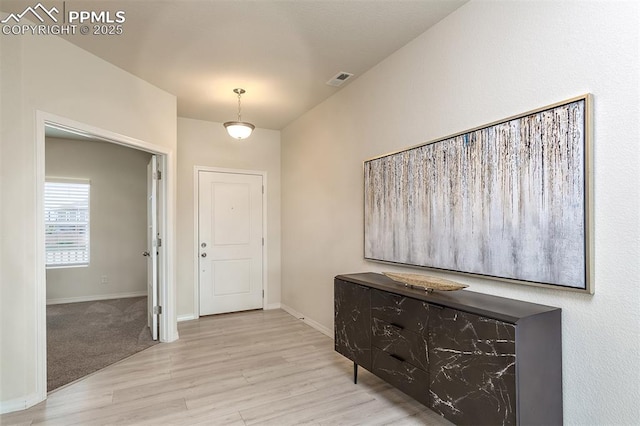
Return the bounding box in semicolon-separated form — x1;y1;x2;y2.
364;94;593;293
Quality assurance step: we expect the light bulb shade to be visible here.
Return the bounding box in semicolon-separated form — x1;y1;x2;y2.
224;121;255;139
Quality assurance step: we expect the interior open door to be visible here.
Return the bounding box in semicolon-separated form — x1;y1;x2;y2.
146;155;159;340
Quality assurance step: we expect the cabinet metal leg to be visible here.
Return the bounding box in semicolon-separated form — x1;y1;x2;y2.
353;362;358;384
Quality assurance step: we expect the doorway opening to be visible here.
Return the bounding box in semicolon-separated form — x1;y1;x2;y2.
35;111;176;401
44;135;158;391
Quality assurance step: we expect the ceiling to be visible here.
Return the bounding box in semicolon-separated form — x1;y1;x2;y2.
2;0;468;130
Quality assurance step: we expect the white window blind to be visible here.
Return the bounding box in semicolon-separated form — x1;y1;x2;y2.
45;180;90;267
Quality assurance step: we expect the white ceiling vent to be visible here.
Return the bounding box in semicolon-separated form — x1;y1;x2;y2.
326;71;354;87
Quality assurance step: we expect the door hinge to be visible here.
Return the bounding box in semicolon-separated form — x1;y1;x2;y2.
155;170;162;180
157;238;162;247
262;237;264;246
153;306;162;315
262;290;264;298
262;185;264;194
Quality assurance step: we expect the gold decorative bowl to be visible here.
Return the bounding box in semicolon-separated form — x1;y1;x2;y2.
382;272;468;292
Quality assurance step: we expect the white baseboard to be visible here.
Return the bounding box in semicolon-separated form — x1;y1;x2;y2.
264;302;281;310
176;304;324;336
178;304;282;322
0;392;43;415
46;291;147;305
281;304;333;338
177;313;197;322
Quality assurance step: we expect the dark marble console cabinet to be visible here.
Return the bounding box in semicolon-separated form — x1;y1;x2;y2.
334;273;562;426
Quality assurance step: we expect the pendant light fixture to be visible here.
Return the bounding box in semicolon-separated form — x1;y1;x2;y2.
223;88;255;139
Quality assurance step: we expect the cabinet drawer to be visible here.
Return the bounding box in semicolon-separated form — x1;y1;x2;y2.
372;347;429;406
371;289;429;334
372;317;428;371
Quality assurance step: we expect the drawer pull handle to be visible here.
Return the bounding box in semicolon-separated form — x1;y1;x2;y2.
390;354;405;362
389;322;404;330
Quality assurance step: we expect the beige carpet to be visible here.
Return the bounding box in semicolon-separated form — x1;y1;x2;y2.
47;296;158;391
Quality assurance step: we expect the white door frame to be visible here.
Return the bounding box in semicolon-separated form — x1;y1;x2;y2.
35;111;178;403
193;166;268;318
147;155;160;340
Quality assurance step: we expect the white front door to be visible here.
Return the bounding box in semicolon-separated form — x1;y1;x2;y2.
198;170;263;315
147;155;159;340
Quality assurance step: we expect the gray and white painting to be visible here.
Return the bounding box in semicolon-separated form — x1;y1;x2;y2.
364;99;587;289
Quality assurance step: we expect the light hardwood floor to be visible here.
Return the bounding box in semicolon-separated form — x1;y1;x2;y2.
1;309;452;425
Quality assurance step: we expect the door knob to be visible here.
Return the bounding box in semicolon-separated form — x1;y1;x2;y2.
143;251;150;257
201;253;207;258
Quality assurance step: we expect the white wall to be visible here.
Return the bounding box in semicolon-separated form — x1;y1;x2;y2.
281;1;640;424
177;117;281;319
45;137;151;303
0;24;177;411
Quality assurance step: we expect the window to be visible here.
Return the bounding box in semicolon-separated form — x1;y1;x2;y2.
45;179;90;268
